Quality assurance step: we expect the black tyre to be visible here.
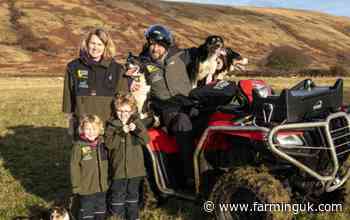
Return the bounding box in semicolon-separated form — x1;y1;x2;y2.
317;154;350;212
209;166;292;220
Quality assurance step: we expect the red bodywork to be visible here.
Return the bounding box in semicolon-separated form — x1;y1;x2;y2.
148;112;266;153
239;79;272;103
147;80;272;154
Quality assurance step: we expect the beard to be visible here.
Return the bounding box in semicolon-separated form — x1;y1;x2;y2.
149;47;166;62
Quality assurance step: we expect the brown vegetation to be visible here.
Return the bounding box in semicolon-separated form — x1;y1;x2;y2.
264;45;312;71
0;0;350;76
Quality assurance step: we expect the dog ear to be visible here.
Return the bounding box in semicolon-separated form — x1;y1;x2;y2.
225;47;242;68
126;52;133;63
226;47;242;60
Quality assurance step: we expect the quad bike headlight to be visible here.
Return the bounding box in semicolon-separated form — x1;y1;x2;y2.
255;85;270;98
276;134;304;146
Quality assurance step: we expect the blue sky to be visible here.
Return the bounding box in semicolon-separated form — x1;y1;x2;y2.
165;0;349;17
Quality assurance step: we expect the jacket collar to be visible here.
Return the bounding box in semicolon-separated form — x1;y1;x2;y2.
78;135;102;149
79;50;112;68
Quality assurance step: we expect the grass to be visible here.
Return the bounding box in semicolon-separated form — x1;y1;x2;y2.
1;77;350;219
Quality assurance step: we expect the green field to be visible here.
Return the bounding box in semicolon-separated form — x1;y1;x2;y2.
1;77;350;220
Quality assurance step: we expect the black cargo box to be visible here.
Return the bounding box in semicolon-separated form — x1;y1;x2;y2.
252;79;343;123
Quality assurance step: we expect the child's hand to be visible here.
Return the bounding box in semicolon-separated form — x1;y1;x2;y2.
122;125;130;133
128;123;136;131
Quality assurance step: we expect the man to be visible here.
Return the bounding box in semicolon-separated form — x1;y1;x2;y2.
136;24;194;185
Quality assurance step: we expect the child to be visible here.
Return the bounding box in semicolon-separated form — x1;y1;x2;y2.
105;93;149;220
70;115;108;220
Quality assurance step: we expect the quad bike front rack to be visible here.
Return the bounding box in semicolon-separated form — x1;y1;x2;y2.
268;112;350;192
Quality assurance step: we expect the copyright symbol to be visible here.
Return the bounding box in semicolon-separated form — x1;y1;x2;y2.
203;200;215;213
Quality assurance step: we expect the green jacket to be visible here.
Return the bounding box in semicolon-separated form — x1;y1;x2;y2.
105;115;149;180
62;55;129;122
70;137;109;195
140;47;192;101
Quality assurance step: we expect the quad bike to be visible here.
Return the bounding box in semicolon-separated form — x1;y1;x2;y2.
140;78;350;220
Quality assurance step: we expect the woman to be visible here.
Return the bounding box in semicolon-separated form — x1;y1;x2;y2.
62;28;128;136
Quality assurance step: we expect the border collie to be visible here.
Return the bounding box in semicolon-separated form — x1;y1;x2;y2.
125;52;151;119
188;35;225;88
214;47;248;80
49;206;70;220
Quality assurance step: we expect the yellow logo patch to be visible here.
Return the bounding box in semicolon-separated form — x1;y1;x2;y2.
81;146;93;160
146;65;160;73
77;70;88;79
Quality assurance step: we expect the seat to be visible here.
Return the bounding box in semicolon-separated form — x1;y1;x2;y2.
216;104;247;116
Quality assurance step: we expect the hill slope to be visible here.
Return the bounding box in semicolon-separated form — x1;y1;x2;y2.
1;0;350;76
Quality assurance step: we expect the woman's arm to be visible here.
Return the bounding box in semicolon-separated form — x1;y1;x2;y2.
70;144;81;194
62;67;74;114
104;121;124;149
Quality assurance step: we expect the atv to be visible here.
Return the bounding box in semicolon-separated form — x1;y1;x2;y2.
140;78;350;220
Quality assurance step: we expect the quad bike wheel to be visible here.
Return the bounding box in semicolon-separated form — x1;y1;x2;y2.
316;154;350;212
209;166;292;220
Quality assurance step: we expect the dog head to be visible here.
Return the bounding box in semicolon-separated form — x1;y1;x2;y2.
204;35;224;56
197;35;225;62
50;206;69;220
216;47;248;73
125;52;143;79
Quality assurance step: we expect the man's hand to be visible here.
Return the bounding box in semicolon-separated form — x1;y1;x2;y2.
205;73;213;84
125;66;140;77
130;81;141;92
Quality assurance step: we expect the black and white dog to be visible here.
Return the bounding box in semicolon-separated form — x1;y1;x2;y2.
188;35;225;88
214;47;248;80
125;52;150;119
187;35;248;88
49;206;70;220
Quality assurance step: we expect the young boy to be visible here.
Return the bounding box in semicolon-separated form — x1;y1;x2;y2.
70;115;108;220
105;93;149;220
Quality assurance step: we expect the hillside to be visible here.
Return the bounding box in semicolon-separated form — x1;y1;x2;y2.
1;0;350;76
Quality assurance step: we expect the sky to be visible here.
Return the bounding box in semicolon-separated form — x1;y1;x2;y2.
164;0;350;17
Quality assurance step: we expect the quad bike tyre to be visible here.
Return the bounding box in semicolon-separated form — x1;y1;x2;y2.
209;166;292;220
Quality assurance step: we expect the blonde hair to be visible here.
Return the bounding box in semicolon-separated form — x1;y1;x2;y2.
80;28;116;59
78;114;104;135
112;93;138;117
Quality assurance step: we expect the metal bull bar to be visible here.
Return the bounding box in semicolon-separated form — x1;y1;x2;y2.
268;112;350;192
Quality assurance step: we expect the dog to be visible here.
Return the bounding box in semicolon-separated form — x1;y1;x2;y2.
12;206;70;220
187;35;248;87
214;47;248;80
188;35;225;88
49;206;70;220
125;52;151;119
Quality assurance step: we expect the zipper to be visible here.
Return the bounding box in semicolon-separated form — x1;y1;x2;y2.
96;144;103;192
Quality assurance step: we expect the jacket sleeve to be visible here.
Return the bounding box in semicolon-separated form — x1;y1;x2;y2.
132;119;150;146
62;67;74;113
70;144;81;194
104;122;124;149
104;123;115;149
180;47;198;66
